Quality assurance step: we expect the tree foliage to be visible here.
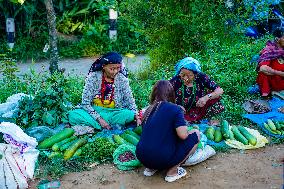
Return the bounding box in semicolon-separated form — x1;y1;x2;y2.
125;0;231;67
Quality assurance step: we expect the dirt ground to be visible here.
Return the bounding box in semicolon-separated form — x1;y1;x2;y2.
29;143;284;189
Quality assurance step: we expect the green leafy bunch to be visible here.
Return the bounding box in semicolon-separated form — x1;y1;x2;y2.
16;72;71;128
81;138;118;163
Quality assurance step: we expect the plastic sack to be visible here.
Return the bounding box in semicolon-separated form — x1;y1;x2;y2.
25;126;55;142
0;93;32;118
0;122;39;179
183;145;216;166
0;144;29;189
225;126;268;150
113;144;141;171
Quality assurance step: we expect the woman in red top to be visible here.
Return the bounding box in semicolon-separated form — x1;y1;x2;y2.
257;29;284;98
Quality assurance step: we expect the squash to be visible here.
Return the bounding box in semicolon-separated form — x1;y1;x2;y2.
214;127;223;143
264;123;279;134
228;129;235;140
113;135;132;145
72;148;82;157
231;126;248;145
238;126;257;146
120;133;139;145
267;119;276;131
48;152;62;159
52;136;77;151
220;120;230;139
38;128;74;149
124;130;140;140
205;127;215;141
133;126;142;135
64;138;88;160
60;139;79;151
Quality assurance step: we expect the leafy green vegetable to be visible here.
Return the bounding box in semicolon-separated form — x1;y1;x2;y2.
81;138;118;163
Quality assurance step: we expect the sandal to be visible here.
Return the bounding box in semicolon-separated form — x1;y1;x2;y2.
165;167;187;182
143;168;157;177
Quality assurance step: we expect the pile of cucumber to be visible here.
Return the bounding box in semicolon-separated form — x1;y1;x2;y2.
113;126;142;146
263;119;284;135
37;128;87;160
205;120;257;146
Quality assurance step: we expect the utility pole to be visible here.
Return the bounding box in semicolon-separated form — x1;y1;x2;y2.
109;8;118;41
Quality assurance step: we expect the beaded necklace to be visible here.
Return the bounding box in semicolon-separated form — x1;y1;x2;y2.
100;74;115;104
181;81;196;111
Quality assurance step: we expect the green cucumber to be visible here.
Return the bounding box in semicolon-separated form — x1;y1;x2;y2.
38;128;75;149
73;148;82;157
231;126;248;145
274;121;282;130
238;126;257;146
133;126;142;135
228;129;235;140
205;127;215;141
120;133;139;145
52;136;77;151
267;119;277;131
113;135;132;145
264;123;279;134
124;130;140;140
264;123;273;132
48;152;62;159
60;139;79;151
214;127;223;143
64;138;88;160
220;120;230;139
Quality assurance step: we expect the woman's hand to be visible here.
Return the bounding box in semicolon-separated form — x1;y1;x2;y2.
98;118;111;130
188;129;201;141
135;114;142;126
196;96;208;107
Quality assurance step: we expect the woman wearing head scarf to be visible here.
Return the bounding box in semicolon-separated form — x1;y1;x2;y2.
169;57;224;124
256;28;284;99
68;52;141;130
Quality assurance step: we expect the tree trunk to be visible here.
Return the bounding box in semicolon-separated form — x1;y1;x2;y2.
44;0;59;74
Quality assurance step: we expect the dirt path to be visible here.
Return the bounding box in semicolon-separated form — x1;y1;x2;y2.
29;144;284;189
16;55;149;77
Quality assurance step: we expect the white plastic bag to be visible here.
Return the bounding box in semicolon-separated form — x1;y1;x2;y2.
0;93;32;118
183;145;216;166
0;144;29;189
0;122;39;182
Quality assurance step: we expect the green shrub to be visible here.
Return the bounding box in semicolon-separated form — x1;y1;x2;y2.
16;72;71;128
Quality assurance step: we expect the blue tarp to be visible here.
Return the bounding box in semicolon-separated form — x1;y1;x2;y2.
243;97;284;138
198;124;230;151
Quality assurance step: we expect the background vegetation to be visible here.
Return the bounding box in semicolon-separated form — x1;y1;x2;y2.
0;0;281;125
0;0;147;61
1;0;283;179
